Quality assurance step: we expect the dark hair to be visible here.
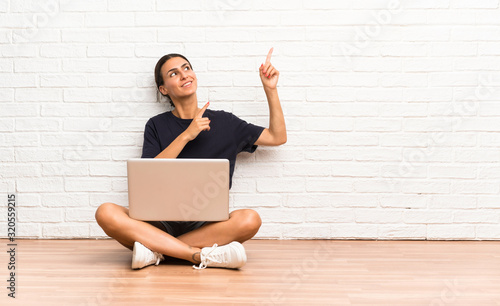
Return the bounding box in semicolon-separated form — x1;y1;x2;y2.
154;53;193;108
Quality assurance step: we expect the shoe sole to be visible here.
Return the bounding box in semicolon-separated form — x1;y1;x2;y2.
229;242;247;268
131;241;142;270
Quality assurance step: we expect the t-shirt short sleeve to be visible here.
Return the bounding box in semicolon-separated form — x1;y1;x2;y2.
141;119;162;158
230;113;265;154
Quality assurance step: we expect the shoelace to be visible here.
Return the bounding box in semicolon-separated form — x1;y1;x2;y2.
153;252;163;266
193;243;223;270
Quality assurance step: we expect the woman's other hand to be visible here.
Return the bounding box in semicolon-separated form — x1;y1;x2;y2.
259;47;279;91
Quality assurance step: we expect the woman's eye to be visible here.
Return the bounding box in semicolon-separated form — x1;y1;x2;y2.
170;72;176;77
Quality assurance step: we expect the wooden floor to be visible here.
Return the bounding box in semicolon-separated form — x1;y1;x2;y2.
0;239;499;305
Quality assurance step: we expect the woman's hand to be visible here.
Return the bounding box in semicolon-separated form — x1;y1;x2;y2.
182;102;211;141
259;47;279;91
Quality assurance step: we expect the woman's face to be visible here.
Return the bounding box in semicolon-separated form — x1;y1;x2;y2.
159;56;197;102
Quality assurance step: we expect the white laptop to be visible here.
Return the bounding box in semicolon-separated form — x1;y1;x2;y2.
127;158;230;221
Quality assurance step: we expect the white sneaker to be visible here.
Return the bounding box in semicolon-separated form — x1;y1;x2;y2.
131;241;164;270
193;241;247;270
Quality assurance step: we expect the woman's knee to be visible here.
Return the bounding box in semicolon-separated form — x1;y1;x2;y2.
95;202;123;230
235;209;262;238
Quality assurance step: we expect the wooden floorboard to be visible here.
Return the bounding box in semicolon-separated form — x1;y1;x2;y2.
0;239;499;305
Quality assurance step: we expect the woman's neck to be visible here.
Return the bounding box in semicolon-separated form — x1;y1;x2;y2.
171;96;200;119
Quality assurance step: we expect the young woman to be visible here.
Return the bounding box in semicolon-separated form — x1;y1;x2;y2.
95;48;286;270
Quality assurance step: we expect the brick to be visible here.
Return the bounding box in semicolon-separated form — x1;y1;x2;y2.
455;149;500;162
90;193;127;207
404;210;453;224
43;224;89;238
285;193;334;208
62;30;108;43
380;103;427;117
232;194;282;208
258;178;305;193
111;178;127;191
3;133;39;147
65;208;97;222
1;163;41;178
330;132;379;146
65;177;112;192
429;165;475;179
430;195;476;209
64;148;111;161
402;180;450;194
40;74;86;87
0;119;14;132
108;0;154;11
0;45;37;57
305;148;353;161
111;147;142;161
254;223;282;239
89;161;127;177
380;195;428;209
43;162;89;177
380;133;428;147
476;225;500;239
110;29;156;43
17;178;64;192
356;118;401;132
0;88;13;101
378;225;427;239
15;148;61;162
0;58;14;72
17;208;62;222
87;44;134;58
355;208;404;223
62;59;108;73
427;225;475;239
332;162;379;178
135;13;182;26
451;181;498;194
306;117;354;131
41;103;88;117
283;162;330;177
60;0;106;12
256;208;304;223
15;118;59;131
234;161;284;178
354;179;401;193
85;13;134;27
17;223;41;238
15;88;61;101
0;149;14;162
331;223;379;239
454;210;500;223
64;88;111;103
3;103;38;117
0;74;37;87
355;148;402;161
43;193;90;207
282;224;330;239
41;44;87;58
305;209;355;223
306;178;352;193
226;175;255;192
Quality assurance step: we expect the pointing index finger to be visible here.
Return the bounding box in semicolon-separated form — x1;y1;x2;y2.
196;101;210;118
265;47;273;64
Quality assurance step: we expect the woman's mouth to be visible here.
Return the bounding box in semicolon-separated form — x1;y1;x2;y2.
181;81;192;88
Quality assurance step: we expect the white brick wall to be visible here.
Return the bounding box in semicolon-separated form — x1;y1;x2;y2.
2;0;500;240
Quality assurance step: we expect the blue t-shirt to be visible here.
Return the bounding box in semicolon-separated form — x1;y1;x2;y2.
141;109;265;189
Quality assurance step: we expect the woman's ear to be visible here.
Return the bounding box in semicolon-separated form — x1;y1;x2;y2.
159;85;168;96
